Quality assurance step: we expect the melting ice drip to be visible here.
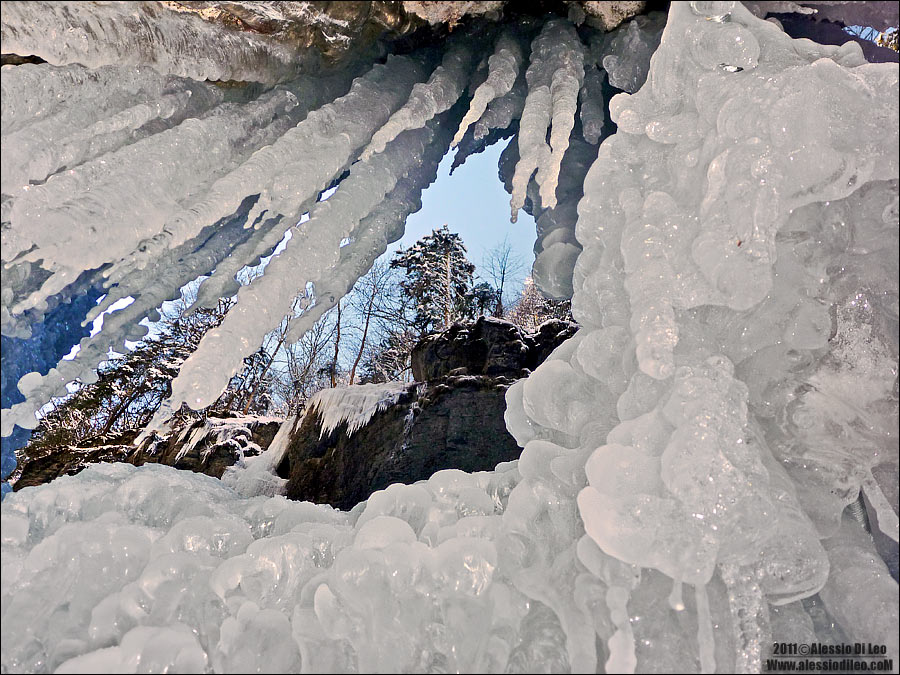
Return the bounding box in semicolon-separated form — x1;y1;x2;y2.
1;1;898;673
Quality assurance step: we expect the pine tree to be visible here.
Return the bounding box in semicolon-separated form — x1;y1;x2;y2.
389;224;476;334
506;276;573;332
23;302;232;457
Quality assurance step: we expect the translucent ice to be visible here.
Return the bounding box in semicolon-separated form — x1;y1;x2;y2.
0;1;299;83
2;2;898;673
510;20;585;219
451;30;525;148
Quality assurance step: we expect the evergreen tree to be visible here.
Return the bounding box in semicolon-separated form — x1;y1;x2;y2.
506;276;573;332
469;282;498;317
389;224;476;334
359;329;418;383
24;302;232;456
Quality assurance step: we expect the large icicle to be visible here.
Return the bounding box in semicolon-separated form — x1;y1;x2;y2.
1;63;179;137
451;31;524;148
360;40;473;161
0;206;262;437
1;76;223;195
0;1;299;83
163;122;442;414
473;73;526;141
154;55;428;266
5;90;301;316
510;19;585;220
2;56;427;437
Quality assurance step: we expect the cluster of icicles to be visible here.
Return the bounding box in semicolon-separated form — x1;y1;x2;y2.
2;1;899;673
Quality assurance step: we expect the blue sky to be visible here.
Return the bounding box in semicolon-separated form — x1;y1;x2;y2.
388;138;537;291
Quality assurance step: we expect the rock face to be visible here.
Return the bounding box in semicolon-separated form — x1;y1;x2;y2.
12;415;281;490
411;316;577;381
281;317;577;508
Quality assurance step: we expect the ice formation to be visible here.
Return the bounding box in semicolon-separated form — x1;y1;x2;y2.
0;1;300;83
510;19;585;219
592;12;666;93
2;1;899;673
451;30;525;148
360;40;473;161
307;382;415;437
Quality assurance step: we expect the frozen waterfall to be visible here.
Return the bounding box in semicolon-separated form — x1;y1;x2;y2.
2;1;898;674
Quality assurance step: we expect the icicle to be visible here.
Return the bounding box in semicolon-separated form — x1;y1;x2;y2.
1;63;171;137
509;84;551;222
510;20;585;220
164;55;427;259
285;107;452;345
310;383;412;437
719;563;769;674
473;74;526;141
360;41;473;161
863;473;899;542
605;586;637;674
1;78;223;194
695;584;716;674
2;57;428;438
0;208;261;437
0;1;299;83
6;90;300;316
667;578;684;611
451;31;524;148
579;65;607;144
189;216;295;314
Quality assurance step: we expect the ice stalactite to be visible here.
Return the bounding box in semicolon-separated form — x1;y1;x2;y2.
451;30;525;148
360;40;474;162
0;205;262;436
1;55;426;436
473;73;527;141
510;19;584;221
0;72;223;196
5;89;302;316
174;55;428;265
579;65;608;144
283;103;456;346
0;1;300;83
163;120;448;415
591;12;666;94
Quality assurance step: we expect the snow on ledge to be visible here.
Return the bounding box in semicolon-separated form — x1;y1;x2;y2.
309;381;413;438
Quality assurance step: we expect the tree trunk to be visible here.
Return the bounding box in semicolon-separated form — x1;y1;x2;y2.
349;290;376;385
331;300;342;387
242;334;286;415
444;251;452;329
